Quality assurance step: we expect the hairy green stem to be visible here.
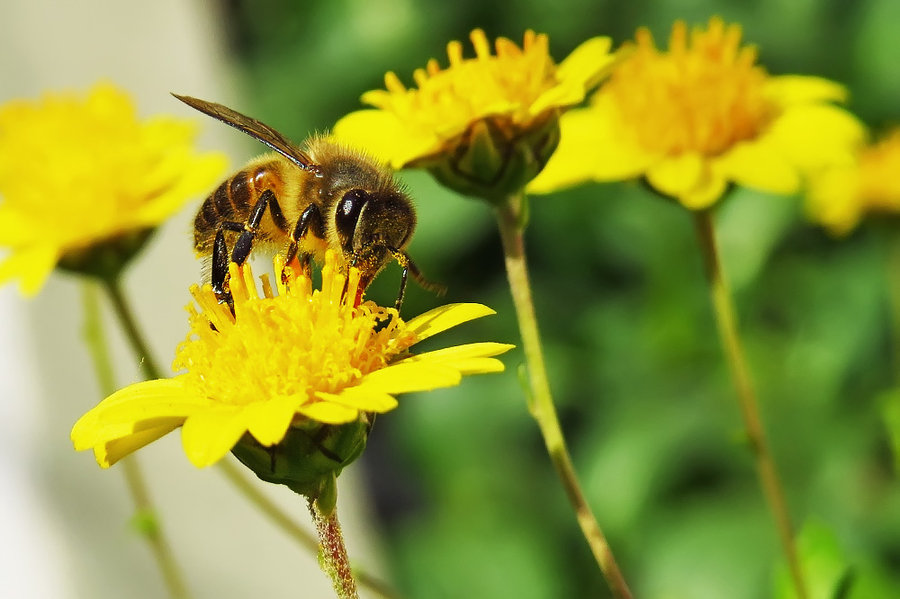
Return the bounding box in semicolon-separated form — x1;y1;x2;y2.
495;194;633;599
81;282;191;599
692;210;807;599
309;498;359;599
218;460;398;599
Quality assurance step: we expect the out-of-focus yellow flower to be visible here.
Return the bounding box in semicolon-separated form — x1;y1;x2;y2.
333;29;617;200
72;250;512;475
0;82;226;294
806;129;900;235
529;17;865;210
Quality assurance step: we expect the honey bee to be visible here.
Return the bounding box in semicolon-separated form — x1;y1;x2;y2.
173;94;442;311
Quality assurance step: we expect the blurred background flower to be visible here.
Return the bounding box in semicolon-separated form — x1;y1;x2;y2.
3;1;900;598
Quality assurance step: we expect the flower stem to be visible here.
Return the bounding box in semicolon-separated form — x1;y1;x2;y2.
495;194;633;599
309;498;359;599
100;277;164;380
692;210;807;599
81;282;191;599
218;460;399;599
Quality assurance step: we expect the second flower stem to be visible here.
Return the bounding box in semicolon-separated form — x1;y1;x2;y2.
82;282;190;599
496;194;632;599
692;210;807;599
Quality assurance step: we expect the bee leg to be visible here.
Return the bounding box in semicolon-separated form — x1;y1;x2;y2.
282;203;325;282
231;189;289;266
212;229;236;309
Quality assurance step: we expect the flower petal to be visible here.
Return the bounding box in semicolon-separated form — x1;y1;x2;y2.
244;396;302;447
555;37;616;93
714;139;801;195
71;378;206;446
331;109;438;169
765;75;848;106
765;104;866;173
181;407;250;468
528;100;653;194
316;389;399;413
0;245;59;296
404;303;496;342
297;402;360;425
356;362;462;394
93;421;182;468
646;153;705;198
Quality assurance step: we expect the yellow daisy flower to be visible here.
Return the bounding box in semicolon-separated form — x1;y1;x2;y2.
529;17;866;210
333;28;617;200
0;82;226;294
71;250;512;479
807;129;900;235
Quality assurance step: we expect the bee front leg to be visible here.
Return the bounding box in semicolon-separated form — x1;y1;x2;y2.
283;203;325;281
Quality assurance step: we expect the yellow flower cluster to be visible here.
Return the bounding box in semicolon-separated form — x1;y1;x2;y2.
72;251;512;469
0;82;226;293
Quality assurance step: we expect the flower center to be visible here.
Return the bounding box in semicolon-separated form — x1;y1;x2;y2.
173;255;416;407
364;30;557;138
607;18;773;157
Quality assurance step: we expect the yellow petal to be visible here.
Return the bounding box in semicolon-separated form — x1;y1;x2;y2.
766;104;866;173
356;362;462;394
331;109;438;169
93;422;182;468
404;303;496;342
714;139;801;196
72;378;207;445
646;153;705;198
401;342;514;363
554;37;616;93
679;172;729;211
765;75;848;106
180;408;250;468
528;101;652;194
0;244;59;296
297;402;360;425
316;389;399;413
243;397;301;447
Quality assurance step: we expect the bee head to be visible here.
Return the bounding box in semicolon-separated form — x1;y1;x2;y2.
334;188;416;287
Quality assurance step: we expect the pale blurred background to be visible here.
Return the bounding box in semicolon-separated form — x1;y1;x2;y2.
0;1;384;597
3;1;900;598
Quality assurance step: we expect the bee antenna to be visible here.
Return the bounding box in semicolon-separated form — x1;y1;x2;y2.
384;247;446;312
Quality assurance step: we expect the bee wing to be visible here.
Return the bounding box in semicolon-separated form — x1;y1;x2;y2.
172;94;319;173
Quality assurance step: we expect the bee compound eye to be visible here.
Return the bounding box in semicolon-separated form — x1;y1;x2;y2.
335;189;369;252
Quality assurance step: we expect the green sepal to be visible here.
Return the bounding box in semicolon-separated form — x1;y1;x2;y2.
421;112;561;205
57;227;156;282
230;415;371;500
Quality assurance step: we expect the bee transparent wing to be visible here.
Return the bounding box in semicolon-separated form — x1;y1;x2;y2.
172;94;320;173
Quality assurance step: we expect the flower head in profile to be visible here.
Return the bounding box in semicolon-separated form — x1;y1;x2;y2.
529;17;865;210
72;251;511;479
806;129;900;235
333;29;617;200
0;82;226;294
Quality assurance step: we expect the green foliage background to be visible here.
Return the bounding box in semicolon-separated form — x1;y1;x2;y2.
218;0;900;596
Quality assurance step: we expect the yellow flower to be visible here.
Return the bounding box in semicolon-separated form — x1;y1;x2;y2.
529;17;865;210
333;29;617;200
0;82;226;294
71;250;512;472
806;129;900;235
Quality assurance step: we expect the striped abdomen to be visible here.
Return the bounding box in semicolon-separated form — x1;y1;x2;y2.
193;158;295;254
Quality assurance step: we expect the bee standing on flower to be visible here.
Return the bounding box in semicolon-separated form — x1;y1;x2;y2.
174;94;442;310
